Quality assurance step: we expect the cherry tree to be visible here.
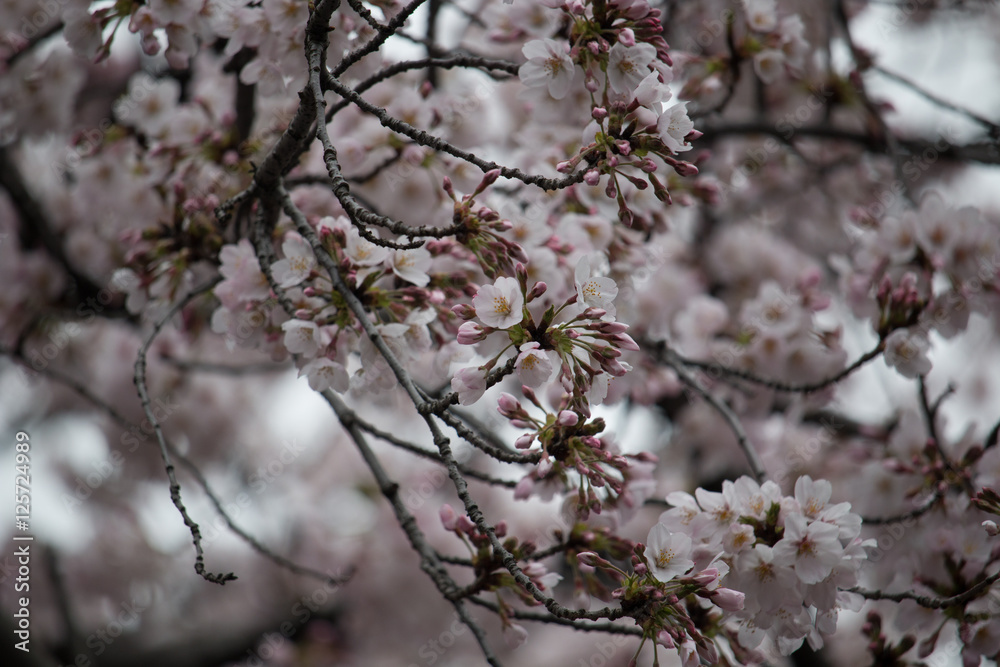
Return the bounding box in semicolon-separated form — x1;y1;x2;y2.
2;0;1000;665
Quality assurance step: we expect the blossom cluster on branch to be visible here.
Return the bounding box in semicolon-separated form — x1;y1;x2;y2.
2;0;1000;666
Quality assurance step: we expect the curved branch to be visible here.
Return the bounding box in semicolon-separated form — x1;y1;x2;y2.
132;278;236;585
658;345;767;483
668;340;885;394
321;69;588;192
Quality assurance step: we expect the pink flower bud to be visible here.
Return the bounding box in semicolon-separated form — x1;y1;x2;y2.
656;630;675;648
984;520;999;536
515;434;535;449
495;520;508;537
537;456;553;477
691;568;719;585
503;622;528;649
457;321;486;345
597;321;629;334
671;160;699;177
612;333;641;351
584;169;601;186
481;168;501;187
557;410;579;426
513;476;534;500
527;282;548;301
456;515;476;534
710;587;745;612
439;504;458;531
497;392;520;414
577;552;609;568
618;28;636;46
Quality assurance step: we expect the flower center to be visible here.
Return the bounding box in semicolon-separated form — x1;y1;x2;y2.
493;296;512;316
655;548;675;568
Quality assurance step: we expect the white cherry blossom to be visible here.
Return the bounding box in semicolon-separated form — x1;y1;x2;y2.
883;328;932;378
657;103;694;153
272;233;316;288
575;254;618;319
473;276;524;329
519;39;576;100
606;42;657;95
515;342;553;387
646;523;694;583
390;247;432;286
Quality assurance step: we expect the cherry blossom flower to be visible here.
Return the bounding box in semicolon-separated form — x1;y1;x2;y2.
519;39;576;100
472;276;524;329
281;320;330;359
646;523;694;583
63;7;105;60
390;247;432;286
743;0;778;32
215;239;271;308
731;544;798;612
753;49;785;84
272;234;316;288
606;42;657;95
515;342;553;387
883;328;932;378
772;513;844;584
451;366;487;405
657;103;695;154
633;71;672;114
299;357;349;392
149;0;204;25
575;254;618;319
345;228;390;267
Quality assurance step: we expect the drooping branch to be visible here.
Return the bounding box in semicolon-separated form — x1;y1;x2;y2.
132;278;237;585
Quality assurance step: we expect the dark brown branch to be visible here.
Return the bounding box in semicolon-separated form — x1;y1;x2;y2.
133;278;237;585
667;340;885;394
0;147;110;307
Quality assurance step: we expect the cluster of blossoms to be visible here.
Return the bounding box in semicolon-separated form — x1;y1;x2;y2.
515;0;702;225
582;476;870;662
671;0;807;105
7;0;1000;665
840;197;1000;378
438;504;562;648
452;252;635;409
495;393;657;520
211;213;448;393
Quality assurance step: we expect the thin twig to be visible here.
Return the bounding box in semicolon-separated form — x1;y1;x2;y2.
860;491;941;525
849;569;1000;609
132;278;237;584
658;347;767;482
669;340;885;393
